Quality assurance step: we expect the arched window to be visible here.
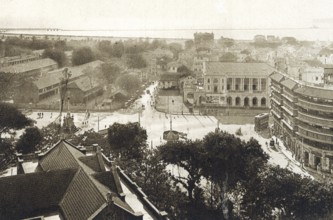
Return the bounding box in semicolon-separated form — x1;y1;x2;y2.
252;97;258;106
261;97;266;106
227;97;232;106
244;97;249;106
236;97;241;106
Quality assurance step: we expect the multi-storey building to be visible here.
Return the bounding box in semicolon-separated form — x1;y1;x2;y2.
194;62;274;112
270;72;333;175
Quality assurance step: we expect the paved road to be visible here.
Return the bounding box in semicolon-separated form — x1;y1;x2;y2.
27;82;310;177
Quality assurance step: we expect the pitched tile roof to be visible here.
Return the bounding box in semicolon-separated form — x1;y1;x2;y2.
67;76;101;92
0;168;77;219
59;169;106;220
159;72;181;81
204;62;276;76
8;140;166;220
34;60;104;89
92;167;124;196
0;58;57;73
39;141;84;171
79;154;105;172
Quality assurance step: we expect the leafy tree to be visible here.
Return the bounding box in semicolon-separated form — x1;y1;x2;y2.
125;43;145;54
219;37;235;48
16;127;42;154
99;62;121;84
112;41;124;58
158;140;205;203
240;49;251;55
126;53;147;69
0;103;33;140
242;166;333;220
54;40;67;51
43;48;67;67
177;65;192;77
97;40;113;57
0;72;16;100
219;52;237;62
107;122;147;160
115;73;140;95
201;131;268;219
72;46;95;66
185;40;194;50
168;42;183;59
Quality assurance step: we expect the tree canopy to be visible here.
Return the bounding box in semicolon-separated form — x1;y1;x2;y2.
0;103;33;139
219;52;237;62
72;46;95;66
115;73;141;95
16;127;42;154
108;122;147;160
99;62;121;84
42;48;67;67
126;53;147;69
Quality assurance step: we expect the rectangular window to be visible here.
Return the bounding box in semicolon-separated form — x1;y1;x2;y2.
207;85;210;91
214;86;218;93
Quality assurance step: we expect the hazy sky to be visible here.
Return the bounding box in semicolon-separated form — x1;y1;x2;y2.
1;0;333;30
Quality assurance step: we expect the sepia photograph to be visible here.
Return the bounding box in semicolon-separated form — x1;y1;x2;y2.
0;0;333;219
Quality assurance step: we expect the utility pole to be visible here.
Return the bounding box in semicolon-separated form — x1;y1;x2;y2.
58;68;71;137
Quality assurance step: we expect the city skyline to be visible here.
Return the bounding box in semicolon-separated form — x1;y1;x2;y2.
1;0;333;30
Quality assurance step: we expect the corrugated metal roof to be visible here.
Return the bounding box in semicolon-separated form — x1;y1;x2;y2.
0;58;57;73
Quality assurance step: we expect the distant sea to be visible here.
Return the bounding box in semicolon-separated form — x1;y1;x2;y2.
2;28;333;41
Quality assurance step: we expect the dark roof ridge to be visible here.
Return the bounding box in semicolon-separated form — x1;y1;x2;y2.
40;141;82;171
59;168;107;219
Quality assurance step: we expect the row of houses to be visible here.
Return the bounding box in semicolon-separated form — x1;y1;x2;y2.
13;60;104;104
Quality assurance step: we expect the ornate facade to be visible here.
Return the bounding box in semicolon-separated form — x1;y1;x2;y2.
270;72;333;175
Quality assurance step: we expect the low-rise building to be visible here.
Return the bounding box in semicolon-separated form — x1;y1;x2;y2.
67;76;103;104
13;60;104;103
159;72;182;89
0;53;40;67
0;58;58;78
0;140;167;220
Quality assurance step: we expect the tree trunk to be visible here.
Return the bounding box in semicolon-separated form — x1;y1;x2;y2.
221;172;229;220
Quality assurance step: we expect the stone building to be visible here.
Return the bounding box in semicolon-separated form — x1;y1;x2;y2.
270;72;333;175
194;62;274;111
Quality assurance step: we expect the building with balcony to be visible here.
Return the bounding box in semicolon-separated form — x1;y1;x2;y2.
195;62;274;113
270;72;333;175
